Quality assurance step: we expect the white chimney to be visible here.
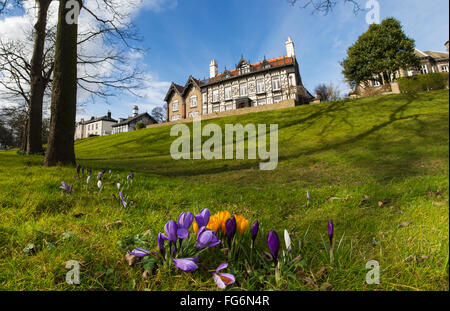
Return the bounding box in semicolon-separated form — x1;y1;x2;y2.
209;59;218;78
285;37;295;58
133;105;138;117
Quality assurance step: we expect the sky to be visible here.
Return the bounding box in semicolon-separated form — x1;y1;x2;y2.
0;0;449;121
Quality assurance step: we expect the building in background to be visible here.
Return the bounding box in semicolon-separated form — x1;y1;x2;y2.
74;111;117;139
111;106;157;134
165;38;313;122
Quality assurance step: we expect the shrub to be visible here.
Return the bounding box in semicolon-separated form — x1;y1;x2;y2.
398;73;449;93
135;122;145;130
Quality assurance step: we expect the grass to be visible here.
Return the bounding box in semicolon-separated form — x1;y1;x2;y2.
0;90;448;291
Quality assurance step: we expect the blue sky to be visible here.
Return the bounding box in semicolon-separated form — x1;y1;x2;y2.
2;0;449;120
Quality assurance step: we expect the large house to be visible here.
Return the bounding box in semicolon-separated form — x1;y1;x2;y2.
111;106;157;134
74;111;117;139
165;38;313;122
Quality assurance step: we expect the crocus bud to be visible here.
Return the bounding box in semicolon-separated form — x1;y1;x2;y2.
267;230;280;265
76;164;81;175
251;221;259;243
328;220;334;247
86;176;91;184
195;208;210;228
225;216;237;246
117;183;121;190
164;220;178;242
284;229;292;253
157;233;166;258
97;180;102;190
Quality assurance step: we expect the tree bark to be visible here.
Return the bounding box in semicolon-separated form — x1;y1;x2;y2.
26;0;52;154
44;0;80;166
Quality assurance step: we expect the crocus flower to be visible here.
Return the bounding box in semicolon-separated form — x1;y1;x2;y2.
119;192;127;207
59;181;73;194
86;176;91;184
195;208;210;228
157;233;166;258
98;172;103;180
82;167;85;175
307;190;310;200
172;257;198;272
284;229;292;253
177;212;194;239
97;180;102;190
117;183;121;190
163;220;178;242
328;220;334;247
88;167;92;175
267;230;280;265
225;216;237;246
76;164;81;175
129;248;150;257
235;215;249;235
212;263;236;289
251;221;259;243
197;226;221;249
109;169;112;175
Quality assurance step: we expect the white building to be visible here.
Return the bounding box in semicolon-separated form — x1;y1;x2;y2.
111;106;157;134
74;111;118;140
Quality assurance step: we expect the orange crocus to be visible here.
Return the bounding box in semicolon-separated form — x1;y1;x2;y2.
235;215;249;235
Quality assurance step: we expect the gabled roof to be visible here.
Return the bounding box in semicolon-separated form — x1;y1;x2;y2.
111;112;155;127
84;115;117;124
181;76;204;96
414;48;449;60
207;56;294;84
164;82;185;102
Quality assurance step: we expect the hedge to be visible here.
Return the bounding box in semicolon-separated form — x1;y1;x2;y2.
397;72;449;93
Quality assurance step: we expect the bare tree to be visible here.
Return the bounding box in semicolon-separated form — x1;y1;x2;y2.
151;105;167;123
314;82;341;102
287;0;361;14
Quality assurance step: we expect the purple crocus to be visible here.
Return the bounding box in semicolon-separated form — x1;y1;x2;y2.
177;212;194;239
163;220;178;243
59;181;73;194
267;230;280;265
328;220;334;247
157;233;166;258
195;208;210;228
251;220;259;243
212;263;236;289
76;164;81;175
172;257;198;272
98;172;103;180
225;216;237;246
129;248;150;257
197;226;221;249
119;192;127;208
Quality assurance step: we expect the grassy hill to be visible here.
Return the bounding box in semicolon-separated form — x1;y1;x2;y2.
0;90;448;290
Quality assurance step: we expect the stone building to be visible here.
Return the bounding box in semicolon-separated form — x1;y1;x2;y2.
165;38;313;122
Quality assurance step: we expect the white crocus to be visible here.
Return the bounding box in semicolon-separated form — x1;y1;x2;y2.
306;190;310;200
117;183;121;190
86;176;91;184
284;229;292;253
97;180;102;190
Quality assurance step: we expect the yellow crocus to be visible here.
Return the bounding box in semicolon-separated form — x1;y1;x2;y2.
235;215;249;235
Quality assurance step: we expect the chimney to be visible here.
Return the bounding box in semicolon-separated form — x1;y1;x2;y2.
209;59;218;78
107;110;111;118
445;40;449;53
133;105;139;117
285;37;295;58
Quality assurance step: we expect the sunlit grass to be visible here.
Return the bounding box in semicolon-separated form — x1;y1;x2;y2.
0;90;448;290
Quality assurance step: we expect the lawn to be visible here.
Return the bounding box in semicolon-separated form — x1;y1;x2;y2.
0;90;448;291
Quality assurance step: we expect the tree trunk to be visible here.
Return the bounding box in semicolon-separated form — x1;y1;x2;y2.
26;0;52;154
44;0;80;166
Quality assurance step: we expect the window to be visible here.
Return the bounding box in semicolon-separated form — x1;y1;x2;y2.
172;100;179;112
172;115;180;121
190;96;197;108
273;96;282;103
441;65;449;73
272;76;281;91
256;79;265;94
239;83;248;96
421;65;428;74
225;104;233;111
212;106;220;113
372;80;381;87
202;92;207;104
257;99;266;106
189;111;199;118
212;90;219;102
288;74;296;86
203;105;208;114
225;87;232;100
